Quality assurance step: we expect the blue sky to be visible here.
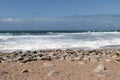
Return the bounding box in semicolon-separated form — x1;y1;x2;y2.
0;0;120;30
0;0;120;17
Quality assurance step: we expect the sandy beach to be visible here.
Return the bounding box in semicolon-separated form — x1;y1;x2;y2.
0;49;120;80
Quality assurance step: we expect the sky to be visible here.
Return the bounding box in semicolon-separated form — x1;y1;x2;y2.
0;0;120;30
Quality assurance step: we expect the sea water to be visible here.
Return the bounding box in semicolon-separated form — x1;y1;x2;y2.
0;31;120;51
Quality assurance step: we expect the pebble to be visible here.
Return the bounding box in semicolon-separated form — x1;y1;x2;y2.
48;70;59;76
74;57;81;61
0;49;120;63
105;58;112;62
21;69;29;73
78;61;85;65
90;57;99;62
43;63;54;67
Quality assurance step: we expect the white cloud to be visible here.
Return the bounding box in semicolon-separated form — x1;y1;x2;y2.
0;17;64;23
1;18;14;22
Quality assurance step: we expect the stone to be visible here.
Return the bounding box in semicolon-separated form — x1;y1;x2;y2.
48;70;59;76
0;70;9;75
66;57;74;61
21;69;29;73
32;51;37;54
94;64;106;72
59;57;65;60
112;55;118;59
90;57;99;62
105;58;112;62
43;63;54;67
102;53;107;57
13;56;23;61
74;57;81;61
21;57;36;63
115;57;120;61
6;59;13;62
78;61;85;65
41;56;52;61
83;56;90;61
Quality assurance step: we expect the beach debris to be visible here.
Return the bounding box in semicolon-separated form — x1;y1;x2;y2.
48;70;59;76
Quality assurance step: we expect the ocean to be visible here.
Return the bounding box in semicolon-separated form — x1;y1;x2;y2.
0;30;120;52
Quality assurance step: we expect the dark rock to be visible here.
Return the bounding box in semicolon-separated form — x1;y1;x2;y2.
21;57;37;63
21;69;29;73
32;51;37;54
0;70;9;75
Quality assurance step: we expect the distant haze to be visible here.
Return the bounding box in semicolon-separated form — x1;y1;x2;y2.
0;15;120;31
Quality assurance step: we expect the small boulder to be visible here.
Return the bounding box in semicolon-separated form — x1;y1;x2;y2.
94;64;106;72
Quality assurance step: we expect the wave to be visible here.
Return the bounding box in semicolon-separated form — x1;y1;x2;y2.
0;31;120;51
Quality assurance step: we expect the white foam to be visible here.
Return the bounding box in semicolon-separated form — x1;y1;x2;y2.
0;32;120;51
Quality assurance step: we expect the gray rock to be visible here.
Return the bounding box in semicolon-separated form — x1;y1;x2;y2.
43;63;54;67
102;53;107;57
13;56;23;61
6;59;13;62
0;70;9;75
37;56;51;61
83;56;90;61
59;56;65;60
21;57;36;63
48;70;59;76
